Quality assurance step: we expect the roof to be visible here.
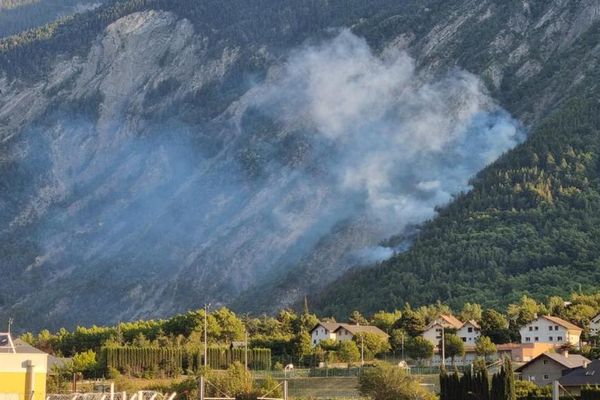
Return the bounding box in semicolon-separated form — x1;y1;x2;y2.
334;324;389;337
310;322;341;334
0;338;47;354
48;355;71;371
462;320;481;330
425;315;464;331
541;316;583;332
559;360;600;387
516;352;590;372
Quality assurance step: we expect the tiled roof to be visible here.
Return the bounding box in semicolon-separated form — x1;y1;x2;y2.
542;316;583;332
516;352;590;372
310;322;341;334
560;360;600;387
440;315;464;329
334;324;389;337
0;338;47;354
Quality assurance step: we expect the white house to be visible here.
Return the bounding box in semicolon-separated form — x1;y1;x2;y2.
333;324;389;342
458;320;481;344
422;315;464;347
310;322;340;347
519;316;582;347
589;312;600;336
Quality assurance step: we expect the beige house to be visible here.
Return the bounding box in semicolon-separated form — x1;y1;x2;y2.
516;351;590;386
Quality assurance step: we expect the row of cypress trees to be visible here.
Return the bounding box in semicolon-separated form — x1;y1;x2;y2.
440;358;516;400
103;346;272;373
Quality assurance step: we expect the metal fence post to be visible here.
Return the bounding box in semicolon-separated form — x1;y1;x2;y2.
283;380;288;400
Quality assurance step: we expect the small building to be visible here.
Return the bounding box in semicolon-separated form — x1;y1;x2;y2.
519;316;582;347
422;315;464;347
0;334;48;400
310;322;341;346
333;324;389;342
589;312;600;337
497;342;557;363
515;351;590;386
559;359;600;396
457;320;481;344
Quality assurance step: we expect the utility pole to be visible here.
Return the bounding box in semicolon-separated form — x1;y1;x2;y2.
441;325;446;368
361;335;365;366
401;332;405;361
244;331;248;370
204;304;209;369
7;318;13;334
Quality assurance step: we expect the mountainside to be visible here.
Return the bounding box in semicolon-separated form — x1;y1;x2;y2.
314;0;600;317
0;0;599;330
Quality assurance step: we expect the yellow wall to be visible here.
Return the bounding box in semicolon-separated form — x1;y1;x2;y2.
0;372;46;400
0;353;47;400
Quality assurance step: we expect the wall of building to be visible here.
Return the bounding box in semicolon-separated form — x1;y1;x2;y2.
458;323;480;344
423;324;443;346
335;328;354;342
520;358;567;386
519;318;580;346
311;326;337;346
0;353;47;400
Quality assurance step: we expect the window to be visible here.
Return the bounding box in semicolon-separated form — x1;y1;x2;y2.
544;375;550;380
543;360;548;365
529;327;533;331
557;336;563;341
535;326;539;331
313;340;316;344
468;327;473;333
549;326;553;331
535;337;539;341
556;326;559;330
526;337;531;342
462;337;467;342
549;337;553;341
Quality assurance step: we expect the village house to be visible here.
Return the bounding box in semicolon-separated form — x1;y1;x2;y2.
519;316;582;347
515;351;590;386
310;322;341;346
310;321;389;347
589;312;600;337
559;359;600;396
422;315;464;346
333;324;389;342
457;320;481;344
0;333;48;400
497;343;556;363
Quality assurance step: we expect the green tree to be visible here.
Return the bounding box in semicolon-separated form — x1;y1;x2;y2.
213;307;245;343
460;303;483;322
353;332;390;359
358;362;435;400
71;350;99;378
349;311;369;325
443;334;465;366
337;340;360;363
371;310;402;333
396;309;426;336
405;337;434;363
481;309;511;344
475;336;497;361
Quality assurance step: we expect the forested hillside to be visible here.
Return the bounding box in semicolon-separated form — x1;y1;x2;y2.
0;0;105;38
1;0;600;329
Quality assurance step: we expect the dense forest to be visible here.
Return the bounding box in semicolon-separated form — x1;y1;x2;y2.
316;93;600;317
0;0;105;38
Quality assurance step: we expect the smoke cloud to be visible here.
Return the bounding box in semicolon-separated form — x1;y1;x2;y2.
248;30;522;232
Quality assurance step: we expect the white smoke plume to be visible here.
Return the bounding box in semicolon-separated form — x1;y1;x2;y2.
249;30;523;233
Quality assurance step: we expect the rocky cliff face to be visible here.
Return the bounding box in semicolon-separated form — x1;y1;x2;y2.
1;0;599;329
